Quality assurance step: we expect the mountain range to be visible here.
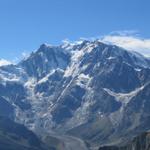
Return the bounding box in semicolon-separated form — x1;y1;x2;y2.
0;40;150;150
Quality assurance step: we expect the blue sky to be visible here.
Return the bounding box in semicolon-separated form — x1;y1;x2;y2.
0;0;150;62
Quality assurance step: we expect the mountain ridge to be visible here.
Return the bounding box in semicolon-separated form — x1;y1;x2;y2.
0;40;150;149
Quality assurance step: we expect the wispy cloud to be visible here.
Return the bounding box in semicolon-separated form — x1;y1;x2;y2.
101;31;150;57
0;59;11;66
21;51;30;59
12;51;30;64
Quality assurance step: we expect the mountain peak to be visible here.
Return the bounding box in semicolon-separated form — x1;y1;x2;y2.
38;43;54;53
39;43;51;49
1;40;150;149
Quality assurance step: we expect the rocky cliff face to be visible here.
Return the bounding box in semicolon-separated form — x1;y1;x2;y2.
0;116;50;150
0;40;150;149
99;131;150;150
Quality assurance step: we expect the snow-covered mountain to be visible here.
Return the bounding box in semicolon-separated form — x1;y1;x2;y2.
0;40;150;149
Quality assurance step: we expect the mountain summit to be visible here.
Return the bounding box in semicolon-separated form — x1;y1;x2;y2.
0;40;150;149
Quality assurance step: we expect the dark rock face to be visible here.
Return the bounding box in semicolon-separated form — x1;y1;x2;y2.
0;81;31;111
99;132;150;150
99;146;119;150
0;41;150;149
0;96;14;118
0;116;48;150
20;44;70;79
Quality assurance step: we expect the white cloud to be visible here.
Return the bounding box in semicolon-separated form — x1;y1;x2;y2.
101;31;150;57
22;51;30;59
11;51;30;64
0;59;11;66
